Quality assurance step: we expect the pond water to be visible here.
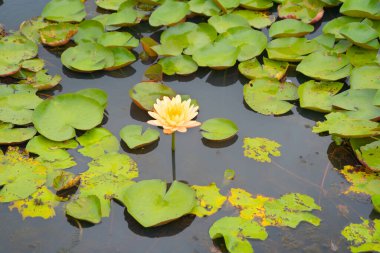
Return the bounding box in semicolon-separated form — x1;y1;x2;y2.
0;1;375;253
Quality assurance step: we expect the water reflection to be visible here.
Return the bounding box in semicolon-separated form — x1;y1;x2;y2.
201;135;238;149
120;140;159;154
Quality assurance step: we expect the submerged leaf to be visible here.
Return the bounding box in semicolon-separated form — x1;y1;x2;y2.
243;137;281;163
351;138;380;172
191;183;227;217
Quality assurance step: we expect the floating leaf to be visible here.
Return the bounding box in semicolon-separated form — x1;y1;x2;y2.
73;20;104;44
38;157;77;170
239;0;273;10
120;124;160;149
346;46;378;67
269;19;314;38
243;78;298;115
0;147;47;202
238;57;289;80
19;17;48;43
129;81;176;111
120;180;196;227
191;183;226;217
298;80;344;112
340;22;380;50
32;92;105;141
188;0;221;16
96;0;128;10
351;138;380;172
313;112;380;138
192;41;239;69
66;195;102;223
41;0;86;23
184;23;217;55
21;59;45;72
209;217;268;253
75;88;108;108
340;0;380;20
144;64;163;81
243;137;281;163
141;37;159;58
323;16;362;39
266;37;317;62
296;51;352;81
77;128;119;158
92;14;120;32
19;70;62;91
232;10;275;29
338;165;380;196
213;0;239;12
39;23;78;47
342;219;380;253
105;47;136;71
278;0;324;24
9;186;61;219
373;195;380;213
208;14;250;34
200;118;238;141
106;1;145;27
158;55;198;76
149;0;189;27
98;32;139;48
0;126;37;145
350;65;380;90
52;171;80;191
224;169;235;180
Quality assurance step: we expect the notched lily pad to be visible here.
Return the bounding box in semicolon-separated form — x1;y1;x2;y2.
158;55;198;76
238;57;289;80
77;128;119;158
340;22;380;50
200;118;238;141
96;0;128;10
232;10;276;29
149;0;189;27
41;0;86;23
192;41;239;69
278;0;324;24
21;59;45;72
323;16;362;39
189;0;221;16
340;0;380;20
243;137;281;163
19;70;62;91
269;19;314;38
98;32;139;49
39;23;78;47
208;14;250;34
120;124;160;149
73;20;105;44
266;37;317;62
0;125;37;145
66;195;102;223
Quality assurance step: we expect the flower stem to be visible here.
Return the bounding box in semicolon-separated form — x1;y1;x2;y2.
171;132;176;152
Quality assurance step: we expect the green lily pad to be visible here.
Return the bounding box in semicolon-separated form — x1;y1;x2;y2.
239;0;273;10
298;80;344;112
312;112;380;138
75;88;108;108
9;186;61;219
200;118;238;141
296;51;352;81
208;14;250;34
323;16;362;39
216;27;267;61
120;124;160;149
340;0;380;20
374;90;380;106
26;135;78;162
149;0;189;27
278;0;325;24
350;65;380;90
77;128;120;158
19;70;62;91
98;32;139;48
373;195;380;213
61;43;114;72
320;0;340;6
158;55;198;75
39;22;78;47
340;22;380;49
224;168;235;180
21;59;45;72
0;61;21;77
66;195;102;223
266;37;318;62
0;125;37;145
129;81;176;111
191;183;227;217
238;57;289;80
243;78;298;115
188;0;221;16
192;41;239;69
0;35;38;65
19;17;48;43
243;137;281;163
269;19;314;38
184;23;217;55
96;0;128;10
213;0;239;12
351;138;380;171
332;89;380;120
120;180;196;227
0;147;47;203
106;1;145;27
232;10;276;29
32;92;105;141
346;46;378;67
342;219;380;253
73;20;104;44
41;0;86;23
105;47;136;71
209;217;268;253
92;14;120;32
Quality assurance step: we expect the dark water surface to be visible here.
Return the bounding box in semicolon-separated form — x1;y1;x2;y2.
0;1;374;253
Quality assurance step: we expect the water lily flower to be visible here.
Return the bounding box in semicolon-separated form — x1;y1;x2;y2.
147;95;201;135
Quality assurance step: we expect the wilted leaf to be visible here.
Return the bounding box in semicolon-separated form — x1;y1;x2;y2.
243;137;281;163
19;17;48;43
191;183;227;217
342;219;380;253
351;139;380;172
338;165;380;196
39;23;78;47
278;0;324;24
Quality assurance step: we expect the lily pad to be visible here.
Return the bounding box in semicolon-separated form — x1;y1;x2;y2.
192;41;239;69
298;80;344;112
19;70;62;91
209;217;268;253
208;14;250;34
340;22;380;49
92;14;120;32
191;183;227;217
278;0;325;24
239;0;273;10
61;43;114;72
19;17;48;43
32;92;105;141
75;88;108;108
105;47;136;71
141;37;159;57
158;55;198;75
312;112;380;138
41;0;86;23
340;0;380;20
346;46;378;67
232;10;276;29
98;32;139;48
266;37;318;62
129;81;176;111
338;165;380;196
323;16;362;39
120;124;160;149
184;23;217;55
243;137;281;163
296;51;352;81
188;0;221;16
0;35;38;66
77;128;120;158
66;195;102;223
243;78;298;115
200;118;238;141
238;57;289;80
0;125;37;145
144;64;163;81
21;59;45;72
73;20;105;44
26;135;78;162
0;147;47;202
39;23;78;47
96;0;128;10
342;219;380;253
216;27;267;61
269;19;314;38
106;1;145;27
351;138;380;171
350;65;380;90
120;180;196;227
213;0;239;12
149;0;189;27
224;169;235;180
9;186;61;219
